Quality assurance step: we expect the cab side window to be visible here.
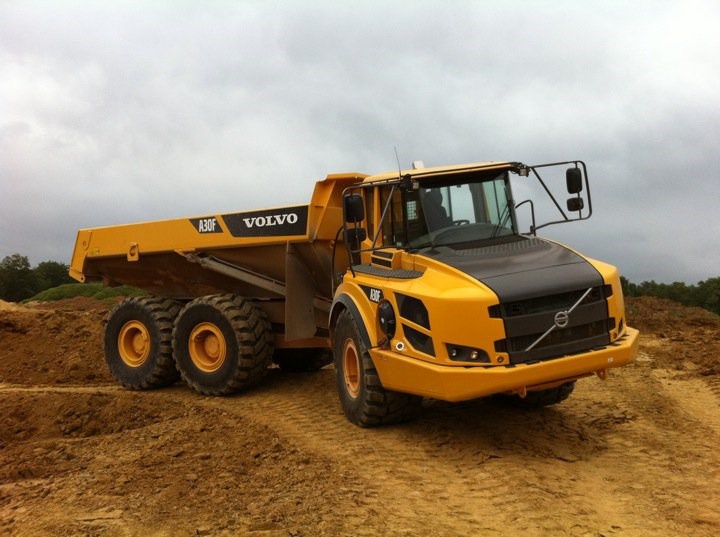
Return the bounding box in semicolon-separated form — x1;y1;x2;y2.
380;187;405;247
364;189;375;240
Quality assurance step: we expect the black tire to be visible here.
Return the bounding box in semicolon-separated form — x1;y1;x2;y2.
173;294;273;395
333;309;421;427
273;348;333;372
104;296;181;389
497;381;576;408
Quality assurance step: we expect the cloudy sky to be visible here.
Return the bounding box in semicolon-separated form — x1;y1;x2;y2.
1;0;718;284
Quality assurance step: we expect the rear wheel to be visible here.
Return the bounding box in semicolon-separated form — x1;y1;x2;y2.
273;348;333;372
173;294;273;395
333;309;421;427
104;297;181;389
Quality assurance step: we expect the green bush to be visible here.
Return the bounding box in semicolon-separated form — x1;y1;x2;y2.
26;283;145;303
93;285;147;300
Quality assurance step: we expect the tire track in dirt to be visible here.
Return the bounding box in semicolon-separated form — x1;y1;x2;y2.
704;375;720;399
581;362;720;534
5;363;717;536
650;372;720;436
0;383;121;394
193;369;520;536
187;362;720;536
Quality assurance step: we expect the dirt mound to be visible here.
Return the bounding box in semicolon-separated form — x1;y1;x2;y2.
627;296;720;333
0;299;113;385
0;388;347;536
627;296;720;376
31;295;122;312
0;299;25;311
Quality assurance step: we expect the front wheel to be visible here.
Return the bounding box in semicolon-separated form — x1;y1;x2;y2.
333;309;421;427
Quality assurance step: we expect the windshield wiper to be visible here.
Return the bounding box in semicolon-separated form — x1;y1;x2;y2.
490;205;512;239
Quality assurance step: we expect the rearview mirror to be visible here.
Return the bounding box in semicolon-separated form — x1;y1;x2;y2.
344;194;365;222
345;227;367;244
566;168;583;194
567;197;584;212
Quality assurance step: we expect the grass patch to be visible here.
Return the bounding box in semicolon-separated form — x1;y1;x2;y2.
26;283;146;303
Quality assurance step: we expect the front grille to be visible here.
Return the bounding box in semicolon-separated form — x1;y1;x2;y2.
492;286;612;364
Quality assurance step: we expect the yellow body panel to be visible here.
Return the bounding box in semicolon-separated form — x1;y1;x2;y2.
332;242;637;403
371;328;639;401
69;174;364;298
361;161;510;184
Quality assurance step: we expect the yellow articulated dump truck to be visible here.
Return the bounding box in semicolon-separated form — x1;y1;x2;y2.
70;160;639;427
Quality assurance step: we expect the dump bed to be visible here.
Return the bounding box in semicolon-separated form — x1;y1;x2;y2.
70;173;364;344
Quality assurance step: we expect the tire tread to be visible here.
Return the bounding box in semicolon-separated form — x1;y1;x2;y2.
104;296;181;390
334;309;421;427
173;294;273;396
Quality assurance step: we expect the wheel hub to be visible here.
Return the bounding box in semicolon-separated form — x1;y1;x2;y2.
189;322;227;372
343;338;361;398
118;320;150;367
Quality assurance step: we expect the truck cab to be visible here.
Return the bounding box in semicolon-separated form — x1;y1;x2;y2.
329;161;639;426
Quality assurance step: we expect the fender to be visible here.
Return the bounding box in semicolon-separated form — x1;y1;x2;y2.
329;293;372;349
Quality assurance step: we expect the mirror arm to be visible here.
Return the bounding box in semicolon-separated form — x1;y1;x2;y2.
531;167;570;222
515;199;537;236
524;160;592;231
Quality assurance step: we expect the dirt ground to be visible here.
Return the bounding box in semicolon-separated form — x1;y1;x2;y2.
1;296;719;537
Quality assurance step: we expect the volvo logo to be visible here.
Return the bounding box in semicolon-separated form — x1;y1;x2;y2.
524;287;594;352
242;212;298;228
554;310;570;329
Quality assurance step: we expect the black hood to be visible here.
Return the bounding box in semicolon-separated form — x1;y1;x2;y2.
419;236;603;303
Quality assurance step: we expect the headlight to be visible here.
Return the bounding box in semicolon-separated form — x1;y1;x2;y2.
446;344;490;363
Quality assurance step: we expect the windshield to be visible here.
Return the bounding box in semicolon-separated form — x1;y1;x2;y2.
380;172;517;249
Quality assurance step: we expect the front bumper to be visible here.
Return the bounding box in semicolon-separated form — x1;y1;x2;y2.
371;327;639;402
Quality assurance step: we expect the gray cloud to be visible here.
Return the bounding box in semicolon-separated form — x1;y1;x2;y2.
1;1;719;283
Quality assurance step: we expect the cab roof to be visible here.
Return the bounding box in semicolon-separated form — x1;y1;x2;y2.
361;161;518;184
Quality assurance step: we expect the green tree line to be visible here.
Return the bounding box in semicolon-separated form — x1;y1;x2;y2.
621;276;720;315
0;254;74;302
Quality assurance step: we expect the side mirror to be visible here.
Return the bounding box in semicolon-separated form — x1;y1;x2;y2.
344;194;365;222
344;227;367;246
566;168;583;194
567;197;584;212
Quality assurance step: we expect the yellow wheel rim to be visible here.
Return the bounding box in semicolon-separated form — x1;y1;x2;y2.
188;322;227;373
118;320;151;367
343;338;361;398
